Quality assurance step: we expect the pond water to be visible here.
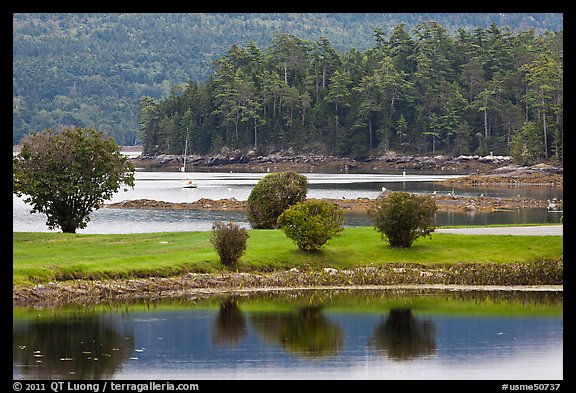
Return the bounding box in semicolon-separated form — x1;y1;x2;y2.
12;170;563;234
13;289;563;380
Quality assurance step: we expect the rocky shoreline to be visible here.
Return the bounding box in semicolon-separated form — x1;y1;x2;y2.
105;194;554;214
131;151;513;173
13;260;563;307
108;159;562;213
440;163;563;187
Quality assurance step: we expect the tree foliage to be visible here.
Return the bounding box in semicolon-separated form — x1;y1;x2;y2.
137;22;562;163
14;14;562;155
246;171;308;229
13;127;135;233
368;192;437;248
277;200;344;252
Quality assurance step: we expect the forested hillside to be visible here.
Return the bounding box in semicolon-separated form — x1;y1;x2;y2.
140;21;562;163
13;13;563;156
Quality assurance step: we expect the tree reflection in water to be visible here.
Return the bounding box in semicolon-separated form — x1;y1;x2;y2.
251;305;343;358
212;297;248;347
13;313;134;379
369;308;436;360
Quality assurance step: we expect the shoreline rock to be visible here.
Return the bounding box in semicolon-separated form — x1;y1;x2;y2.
439;163;563;187
105;194;557;213
12;260;563;307
130;152;516;173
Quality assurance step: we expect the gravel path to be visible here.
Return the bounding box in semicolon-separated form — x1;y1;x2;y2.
437;225;563;236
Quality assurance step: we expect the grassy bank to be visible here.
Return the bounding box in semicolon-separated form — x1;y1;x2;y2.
13;226;563;288
13;289;563;318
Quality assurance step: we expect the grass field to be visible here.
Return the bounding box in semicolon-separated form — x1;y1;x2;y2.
13;227;563;287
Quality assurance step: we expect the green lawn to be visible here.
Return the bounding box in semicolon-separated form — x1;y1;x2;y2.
13;227;563;287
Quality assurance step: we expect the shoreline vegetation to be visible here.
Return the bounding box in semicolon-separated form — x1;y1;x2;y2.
14;152;563;308
13;228;563;307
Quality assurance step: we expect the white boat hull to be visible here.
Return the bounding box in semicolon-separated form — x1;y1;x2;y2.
182;179;197;188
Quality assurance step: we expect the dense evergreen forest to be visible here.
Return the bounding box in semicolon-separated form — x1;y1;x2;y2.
140;21;563;162
13;13;562;154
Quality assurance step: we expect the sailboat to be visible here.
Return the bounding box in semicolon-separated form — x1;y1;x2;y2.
181;135;197;189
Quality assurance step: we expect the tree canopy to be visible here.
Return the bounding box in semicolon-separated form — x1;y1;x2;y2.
13;13;562;150
13;127;135;233
139;22;563;162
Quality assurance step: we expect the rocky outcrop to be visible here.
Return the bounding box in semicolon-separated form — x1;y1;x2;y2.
108;198;246;211
106;194;554;214
440;163;563;187
130;151;513;172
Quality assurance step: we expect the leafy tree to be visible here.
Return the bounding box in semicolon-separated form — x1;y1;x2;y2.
246;171;308;229
267;33;310;86
277;200;344;252
520;53;563;159
510;121;545;164
13;127;135;233
354;73;381;151
368;191;437;248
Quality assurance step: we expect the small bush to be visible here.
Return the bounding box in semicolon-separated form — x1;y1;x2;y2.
277;200;344;252
368;191;437;248
210;221;249;267
246;171;308;229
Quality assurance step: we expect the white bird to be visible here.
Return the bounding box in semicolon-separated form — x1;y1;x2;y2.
381;186;387;192
402;170;406;176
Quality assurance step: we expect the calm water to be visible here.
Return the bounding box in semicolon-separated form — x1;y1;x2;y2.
13;289;563;380
12;170;563;234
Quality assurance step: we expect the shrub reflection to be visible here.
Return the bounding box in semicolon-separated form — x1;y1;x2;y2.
369;308;436;360
251;305;343;358
212;297;248;347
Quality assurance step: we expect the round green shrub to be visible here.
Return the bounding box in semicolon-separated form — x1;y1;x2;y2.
368;191;437;248
277;199;344;252
246;171;308;229
210;221;249;267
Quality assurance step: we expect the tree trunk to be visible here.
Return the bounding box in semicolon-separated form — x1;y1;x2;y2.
254;117;258;149
484;109;489;138
542;92;548;158
368;115;373;150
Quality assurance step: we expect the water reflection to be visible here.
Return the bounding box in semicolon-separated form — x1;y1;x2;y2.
13;290;563;380
251;305;344;358
369;308;436;360
13;313;134;380
212;298;247;347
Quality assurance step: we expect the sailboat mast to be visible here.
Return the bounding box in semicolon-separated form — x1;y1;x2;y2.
183;138;188;172
182;127;189;173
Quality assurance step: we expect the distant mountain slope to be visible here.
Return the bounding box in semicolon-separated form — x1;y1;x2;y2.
12;13;563;145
